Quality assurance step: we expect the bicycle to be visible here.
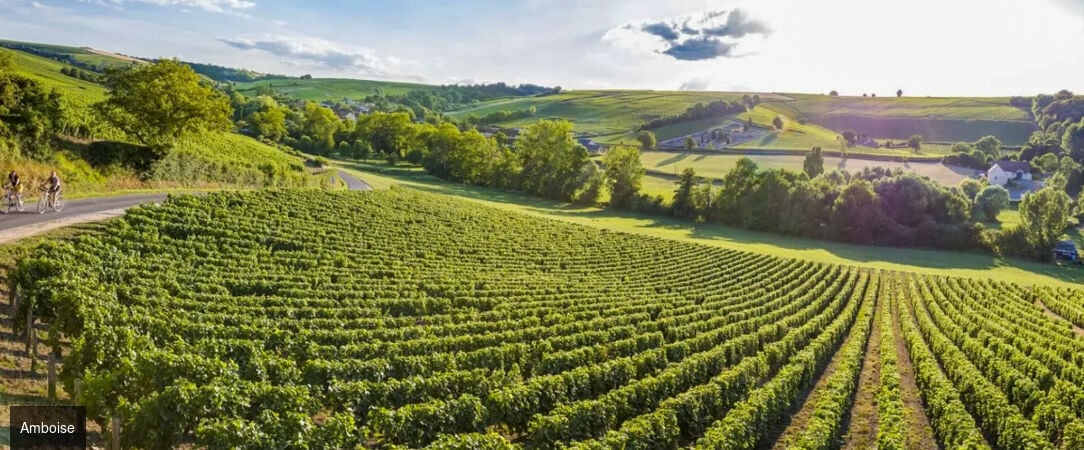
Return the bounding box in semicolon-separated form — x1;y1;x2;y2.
37;187;64;214
2;186;24;213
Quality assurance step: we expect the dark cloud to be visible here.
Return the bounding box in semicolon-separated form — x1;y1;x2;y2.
662;36;736;61
611;9;769;62
641;22;679;41
702;9;771;38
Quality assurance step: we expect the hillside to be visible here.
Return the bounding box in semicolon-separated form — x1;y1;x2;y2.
448;90;767;137
450;89;1037;149
0;38;141;70
13;187;1084;448
1;46;326;193
233;77;437;101
1;46;107;105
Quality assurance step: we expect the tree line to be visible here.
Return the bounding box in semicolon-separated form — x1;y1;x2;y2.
639;99;750;131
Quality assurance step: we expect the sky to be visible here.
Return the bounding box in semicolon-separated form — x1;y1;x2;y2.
1;0;1083;96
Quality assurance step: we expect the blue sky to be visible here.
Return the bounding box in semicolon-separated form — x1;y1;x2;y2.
2;0;1083;96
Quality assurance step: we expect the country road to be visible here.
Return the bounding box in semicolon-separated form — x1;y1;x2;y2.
0;171;370;244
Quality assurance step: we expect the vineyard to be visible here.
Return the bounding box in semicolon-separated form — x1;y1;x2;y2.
12;188;1084;449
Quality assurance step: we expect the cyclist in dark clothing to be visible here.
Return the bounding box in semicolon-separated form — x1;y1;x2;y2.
3;170;22;204
44;171;62;204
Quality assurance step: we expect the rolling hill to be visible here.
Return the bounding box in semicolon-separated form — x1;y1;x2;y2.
233;77;437;101
449;89;1037;149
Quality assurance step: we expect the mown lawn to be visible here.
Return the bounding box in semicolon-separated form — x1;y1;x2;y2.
333;159;1084;288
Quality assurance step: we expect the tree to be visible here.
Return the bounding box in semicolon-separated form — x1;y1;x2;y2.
958;178;984;200
973;185;1010;221
684;136;696;151
974;135;1002;158
830;180;882;244
516;119;590;201
908;135;923;153
1063;117;1084;163
841;130;857;146
97;59;231;154
672;168;700;219
575;161;606;205
301;102;340;152
711;157;760;225
603;146;645;208
1019;187;1072;260
772;116;784;130
1036;152;1061;173
897;89;903;98
804;146;825;179
637;131;656;150
829;90;838;96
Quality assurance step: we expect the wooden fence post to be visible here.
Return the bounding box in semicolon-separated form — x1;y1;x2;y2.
47;352;56;401
111;416;121;450
10;284;18;336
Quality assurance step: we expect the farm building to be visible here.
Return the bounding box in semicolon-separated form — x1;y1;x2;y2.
1054;240;1080;263
577;137;605;155
987;161;1032;186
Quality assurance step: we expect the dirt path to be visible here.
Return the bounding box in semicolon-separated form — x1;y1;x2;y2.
1034;298;1084;338
841;296;881;449
767;308;867;449
891;292;940;449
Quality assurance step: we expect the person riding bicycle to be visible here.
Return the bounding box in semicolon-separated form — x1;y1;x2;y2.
43;171;62;204
3;170;22;204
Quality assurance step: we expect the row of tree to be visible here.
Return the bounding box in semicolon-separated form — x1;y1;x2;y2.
639;100;749;130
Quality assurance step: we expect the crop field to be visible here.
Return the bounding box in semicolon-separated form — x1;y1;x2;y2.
636;150;978;186
155;132;318;187
16;188;1084;448
233;77;435;101
448;90;769;137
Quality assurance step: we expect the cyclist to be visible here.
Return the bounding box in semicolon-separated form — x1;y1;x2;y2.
3;170;22;205
43;171;62;206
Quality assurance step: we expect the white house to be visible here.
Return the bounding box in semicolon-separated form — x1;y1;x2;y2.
987;161;1032;186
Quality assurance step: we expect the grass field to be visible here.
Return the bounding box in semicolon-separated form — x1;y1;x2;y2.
448;90;771;137
334;159;1082;288
233;77;435;101
0;39;138;69
1;48;107;105
635;151;976;186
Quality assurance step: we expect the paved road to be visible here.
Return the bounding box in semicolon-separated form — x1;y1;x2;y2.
0;171;371;238
338;170;371;191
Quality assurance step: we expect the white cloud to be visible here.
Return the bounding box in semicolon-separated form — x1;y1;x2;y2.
81;0;254;14
678;77;712;91
218;34;399;77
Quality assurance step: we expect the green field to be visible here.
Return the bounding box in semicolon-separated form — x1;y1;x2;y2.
1;47;107;105
334;159;1081;288
636;150;977;186
448;90;770;137
233;77;435;101
0;39;139;69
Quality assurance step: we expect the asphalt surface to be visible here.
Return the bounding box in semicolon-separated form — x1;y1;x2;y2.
0;171;371;235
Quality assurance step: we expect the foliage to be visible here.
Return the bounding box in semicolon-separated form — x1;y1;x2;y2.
96;59;232;153
1018;187;1072;260
637;130;656;150
803;146;824;179
0;60;63;160
516;120;590;201
639;99;747;131
602;146;644;209
908;135;923;153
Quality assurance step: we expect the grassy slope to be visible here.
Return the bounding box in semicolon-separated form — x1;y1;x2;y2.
451;90;1036;149
233;77;435;101
636;151;976;186
2;48;106;105
334;159;1084;288
448;90;767;137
